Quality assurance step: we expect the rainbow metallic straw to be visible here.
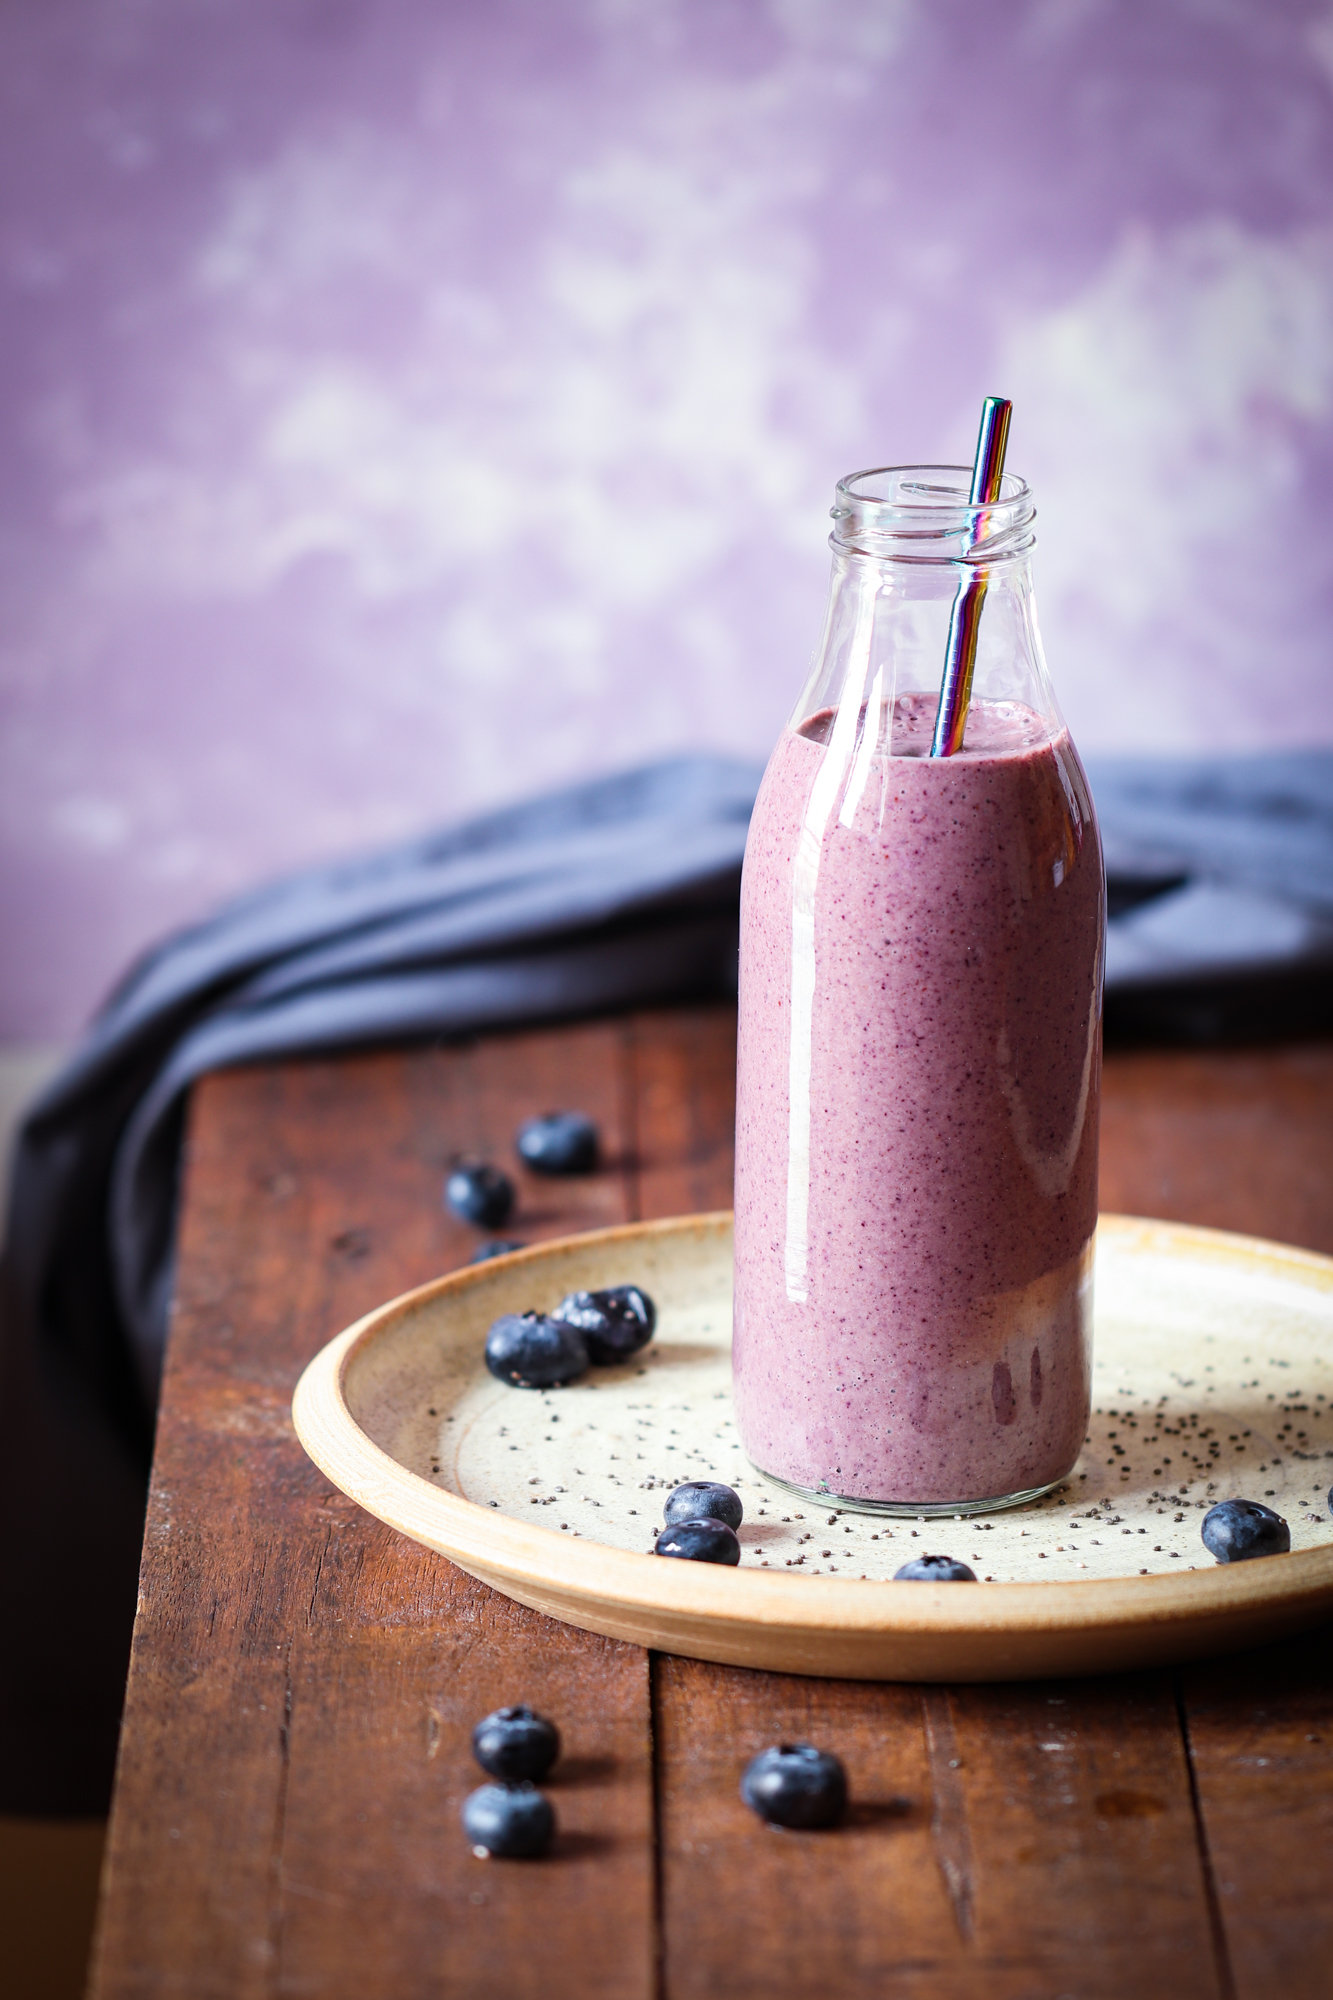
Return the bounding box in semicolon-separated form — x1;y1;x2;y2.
929;395;1013;759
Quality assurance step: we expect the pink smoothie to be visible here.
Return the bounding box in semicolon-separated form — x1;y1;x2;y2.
732;692;1103;1507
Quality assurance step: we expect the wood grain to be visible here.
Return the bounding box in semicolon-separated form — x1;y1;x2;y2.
90;1026;659;2000
656;1657;1223;2000
1100;1042;1333;1254
625;1003;737;1220
1179;1623;1333;2000
942;1674;1224;1998
656;1657;974;2000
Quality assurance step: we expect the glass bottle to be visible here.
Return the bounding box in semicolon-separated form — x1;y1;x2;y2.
732;465;1104;1515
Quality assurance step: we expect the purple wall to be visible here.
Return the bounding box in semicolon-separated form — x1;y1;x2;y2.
4;0;1333;1040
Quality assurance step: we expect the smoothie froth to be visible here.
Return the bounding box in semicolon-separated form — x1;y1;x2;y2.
732;692;1103;1508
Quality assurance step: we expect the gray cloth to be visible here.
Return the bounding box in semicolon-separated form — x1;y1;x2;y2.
2;746;1330;1814
1089;750;1333;1041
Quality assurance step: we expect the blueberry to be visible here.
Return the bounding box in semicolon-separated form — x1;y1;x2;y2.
446;1163;515;1230
663;1480;743;1531
893;1555;977;1582
516;1111;599;1176
484;1312;588;1389
654;1519;741;1565
740;1744;847;1830
1201;1498;1291;1563
461;1782;554;1859
552;1285;656;1364
471;1239;527;1263
471;1704;561;1782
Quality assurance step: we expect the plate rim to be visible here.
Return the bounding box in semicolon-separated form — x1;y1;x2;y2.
292;1212;1333;1651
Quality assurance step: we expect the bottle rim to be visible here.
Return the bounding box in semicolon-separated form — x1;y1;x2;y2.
831;463;1035;564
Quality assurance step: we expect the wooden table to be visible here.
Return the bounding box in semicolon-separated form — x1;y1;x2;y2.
89;1009;1333;2000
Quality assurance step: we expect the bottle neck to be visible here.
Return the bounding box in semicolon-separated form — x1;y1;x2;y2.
790;529;1057;754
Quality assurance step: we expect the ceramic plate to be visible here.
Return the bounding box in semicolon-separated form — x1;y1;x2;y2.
292;1214;1333;1680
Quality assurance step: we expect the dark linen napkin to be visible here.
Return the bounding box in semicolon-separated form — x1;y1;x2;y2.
2;747;1330;1813
1089;750;1333;1043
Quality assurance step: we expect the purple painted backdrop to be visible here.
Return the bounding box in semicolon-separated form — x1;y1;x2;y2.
3;0;1333;1040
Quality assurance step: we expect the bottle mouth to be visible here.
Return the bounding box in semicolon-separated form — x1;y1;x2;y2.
831;464;1035;564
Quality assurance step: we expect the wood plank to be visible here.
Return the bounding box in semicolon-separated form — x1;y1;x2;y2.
655;1656;1221;2000
656;1656;972;1999
1099;1043;1333;1254
1179;1624;1333;2000
942;1674;1224;1998
626;1003;737;1220
90;1026;656;2000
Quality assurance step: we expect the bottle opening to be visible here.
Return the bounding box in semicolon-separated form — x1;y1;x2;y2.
831;464;1035;564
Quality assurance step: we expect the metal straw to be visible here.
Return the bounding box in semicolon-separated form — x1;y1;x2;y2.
929;395;1012;758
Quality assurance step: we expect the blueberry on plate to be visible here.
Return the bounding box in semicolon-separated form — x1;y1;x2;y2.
472;1705;561;1782
1201;1498;1291;1563
446;1163;515;1230
462;1782;555;1859
471;1239;527;1263
663;1480;743;1531
516;1111;599;1176
654;1519;741;1565
893;1555;977;1582
484;1312;589;1389
552;1285;656;1364
740;1744;847;1830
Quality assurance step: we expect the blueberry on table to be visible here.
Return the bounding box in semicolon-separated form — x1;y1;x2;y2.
484;1312;589;1389
472;1705;561;1782
516;1111;599;1175
654;1519;741;1565
740;1744;847;1830
663;1480;743;1531
462;1782;555;1859
893;1555;977;1581
471;1239;527;1263
446;1163;515;1230
552;1285;656;1364
1201;1498;1290;1562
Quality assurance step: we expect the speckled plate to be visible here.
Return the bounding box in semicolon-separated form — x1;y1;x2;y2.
292;1214;1333;1680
